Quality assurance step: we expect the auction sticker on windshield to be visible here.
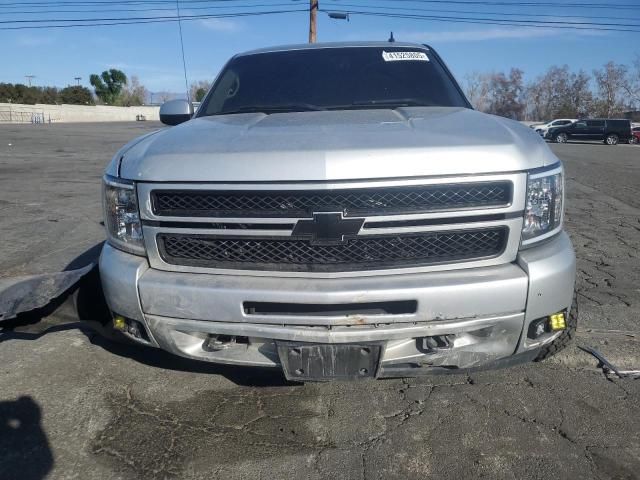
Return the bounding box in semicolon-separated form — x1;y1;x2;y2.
382;51;429;62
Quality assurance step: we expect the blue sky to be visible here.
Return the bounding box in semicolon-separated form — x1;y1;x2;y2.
1;0;639;94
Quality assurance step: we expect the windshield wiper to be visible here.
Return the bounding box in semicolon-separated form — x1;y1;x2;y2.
216;103;326;115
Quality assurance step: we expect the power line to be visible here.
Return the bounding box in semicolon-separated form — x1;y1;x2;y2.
0;0;290;7
0;6;304;22
325;0;640;9
0;8;308;24
0;2;297;15
4;1;638;23
0;9;307;30
6;0;632;8
320;9;640;32
322;0;640;22
5;7;637;30
1;0;638;32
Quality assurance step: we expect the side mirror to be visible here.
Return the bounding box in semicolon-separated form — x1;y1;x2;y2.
159;99;194;126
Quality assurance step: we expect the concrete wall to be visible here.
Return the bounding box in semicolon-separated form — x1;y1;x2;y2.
0;103;160;123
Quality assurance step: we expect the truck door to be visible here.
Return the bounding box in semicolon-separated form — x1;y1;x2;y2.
571;121;588;140
586;120;605;140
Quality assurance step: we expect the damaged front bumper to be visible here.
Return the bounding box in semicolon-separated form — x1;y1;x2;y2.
99;232;576;378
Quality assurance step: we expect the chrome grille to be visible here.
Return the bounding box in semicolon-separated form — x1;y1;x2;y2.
157;228;507;272
151;182;512;218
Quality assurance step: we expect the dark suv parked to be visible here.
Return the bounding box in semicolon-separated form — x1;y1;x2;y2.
545;119;632;145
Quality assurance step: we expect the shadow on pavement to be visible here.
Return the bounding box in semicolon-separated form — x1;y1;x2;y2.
1;243;291;388
0;396;54;480
86;333;291;387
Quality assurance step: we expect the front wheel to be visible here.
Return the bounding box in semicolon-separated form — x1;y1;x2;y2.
605;134;619;145
554;133;568;144
630;136;639;145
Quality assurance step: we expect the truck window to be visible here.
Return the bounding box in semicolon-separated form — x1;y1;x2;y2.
607;120;630;129
199;46;469;117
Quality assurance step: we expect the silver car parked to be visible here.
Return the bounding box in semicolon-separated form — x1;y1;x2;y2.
100;42;576;381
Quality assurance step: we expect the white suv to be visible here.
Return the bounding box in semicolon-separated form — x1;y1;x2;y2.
533;119;576;137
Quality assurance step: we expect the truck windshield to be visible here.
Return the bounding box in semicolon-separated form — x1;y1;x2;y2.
198;46;469;117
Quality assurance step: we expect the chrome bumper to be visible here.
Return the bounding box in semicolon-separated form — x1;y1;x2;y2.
99;232;576;373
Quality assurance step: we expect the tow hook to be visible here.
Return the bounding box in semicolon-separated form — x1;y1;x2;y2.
202;334;248;352
421;335;454;353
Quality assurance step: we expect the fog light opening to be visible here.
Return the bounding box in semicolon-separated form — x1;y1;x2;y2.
112;314;150;342
113;314;127;331
527;311;567;339
549;312;567;331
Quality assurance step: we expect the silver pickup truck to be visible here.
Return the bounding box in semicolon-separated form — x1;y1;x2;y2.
100;42;576;381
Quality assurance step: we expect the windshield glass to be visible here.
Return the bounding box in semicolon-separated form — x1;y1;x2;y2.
199;46;469;116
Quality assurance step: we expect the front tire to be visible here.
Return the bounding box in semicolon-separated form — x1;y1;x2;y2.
535;293;578;361
554;133;568;144
605;134;619;145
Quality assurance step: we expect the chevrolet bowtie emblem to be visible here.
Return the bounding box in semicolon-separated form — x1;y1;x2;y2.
292;212;365;245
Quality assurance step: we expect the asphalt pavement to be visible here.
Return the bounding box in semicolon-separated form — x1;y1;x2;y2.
0;123;639;480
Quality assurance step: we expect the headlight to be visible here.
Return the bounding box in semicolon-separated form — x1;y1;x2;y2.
521;164;563;246
103;175;145;255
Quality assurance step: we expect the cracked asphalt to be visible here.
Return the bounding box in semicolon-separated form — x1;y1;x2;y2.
1;123;639;480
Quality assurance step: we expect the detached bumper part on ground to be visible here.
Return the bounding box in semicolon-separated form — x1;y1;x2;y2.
99;232;575;378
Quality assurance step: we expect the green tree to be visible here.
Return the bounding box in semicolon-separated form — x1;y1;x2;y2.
190;80;211;103
195;88;207;102
59;86;94;105
41;87;59;104
10;84;40;105
0;83;17;103
90;69;127;104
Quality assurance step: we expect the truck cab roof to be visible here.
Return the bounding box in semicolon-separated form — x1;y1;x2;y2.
235;41;434;58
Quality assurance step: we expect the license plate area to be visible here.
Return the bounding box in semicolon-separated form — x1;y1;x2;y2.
277;342;383;381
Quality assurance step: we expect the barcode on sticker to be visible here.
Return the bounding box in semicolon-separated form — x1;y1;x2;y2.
382;51;429;62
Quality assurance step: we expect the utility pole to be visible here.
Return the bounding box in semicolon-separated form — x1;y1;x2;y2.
25;75;35;86
74;77;82;86
309;0;318;43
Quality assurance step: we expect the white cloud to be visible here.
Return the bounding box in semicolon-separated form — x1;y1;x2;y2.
104;62;164;72
345;24;606;44
395;27;561;43
198;17;241;32
15;35;57;47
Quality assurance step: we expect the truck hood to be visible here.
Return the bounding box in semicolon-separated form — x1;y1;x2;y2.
116;107;558;182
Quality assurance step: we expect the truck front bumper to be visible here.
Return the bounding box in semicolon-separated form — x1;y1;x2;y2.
99;232;575;377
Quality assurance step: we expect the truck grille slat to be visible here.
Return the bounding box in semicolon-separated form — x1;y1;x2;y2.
157;228;507;272
152;182;511;218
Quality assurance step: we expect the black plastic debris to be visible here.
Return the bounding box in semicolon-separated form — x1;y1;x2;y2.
579;346;640;379
0;264;93;323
